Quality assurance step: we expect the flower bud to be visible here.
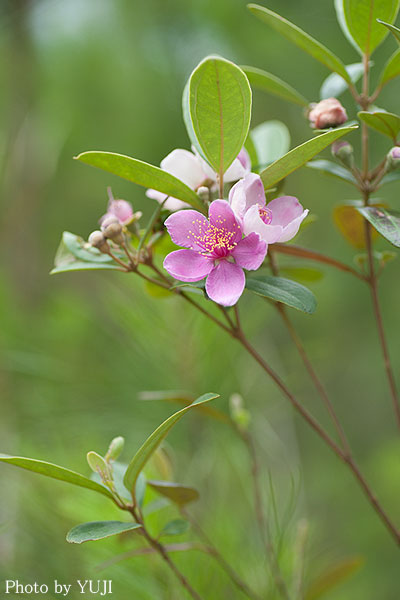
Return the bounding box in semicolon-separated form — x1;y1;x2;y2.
87;451;111;480
385;147;400;173
105;436;125;462
88;230;109;253
197;186;210;203
101;216;125;245
331;140;354;169
308;98;348;129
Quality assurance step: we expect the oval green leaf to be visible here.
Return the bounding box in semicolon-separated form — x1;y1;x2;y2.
66;521;142;544
358;110;400;140
377;18;400;43
123;393;219;496
259;126;358;189
0;454;114;500
74;151;202;210
148;480;200;506
245;275;317;314
335;0;399;55
320;62;364;99
357;206;400;247
379;48;400;87
187;56;252;178
248;4;351;82
159;519;190;538
250;121;291;171
306;159;358;185
242;65;308;106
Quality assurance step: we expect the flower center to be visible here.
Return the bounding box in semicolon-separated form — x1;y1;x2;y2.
188;219;238;258
258;205;273;225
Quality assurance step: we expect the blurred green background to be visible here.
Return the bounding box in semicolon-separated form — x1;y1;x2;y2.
1;0;400;598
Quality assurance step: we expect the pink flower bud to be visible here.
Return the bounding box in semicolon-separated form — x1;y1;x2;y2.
385;147;400;172
390;147;400;160
308;98;348;129
331;140;354;168
100;199;134;226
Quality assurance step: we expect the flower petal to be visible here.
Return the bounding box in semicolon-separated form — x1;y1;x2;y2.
146;189;189;212
229;173;265;222
243;204;283;243
279;209;309;242
163;250;213;282
208;200;242;243
232;233;267;270
205;261;245;306
164;210;209;249
223;157;248;182
161;149;207;190
237;147;251;171
266;196;305;228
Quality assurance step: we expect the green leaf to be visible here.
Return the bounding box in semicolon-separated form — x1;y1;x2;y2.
0;454;114;500
305;556;364;600
379;48;400;86
187;56;252;177
62;231;112;263
377;19;400;43
248;4;351;82
280;266;324;283
358;110;400;140
259;126;358;189
242;65;308;106
306;159;358;185
250;121;291;171
66;521;142;544
335;0;400;56
357;206;400;247
51;231;121;275
123;393;219;496
245;276;317;314
320;62;364;99
75;151;203;210
148;480;200;505
159;519;190;538
87;451;109;477
51;262;121;275
139;390;230;424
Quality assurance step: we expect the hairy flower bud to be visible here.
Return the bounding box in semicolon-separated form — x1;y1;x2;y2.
101;216;125;245
88;230;109;253
331;140;354;169
105;436;125;462
197;186;210;203
308;98;348;129
385;147;400;173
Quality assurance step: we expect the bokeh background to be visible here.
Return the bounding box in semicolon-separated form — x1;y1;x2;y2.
1;0;400;598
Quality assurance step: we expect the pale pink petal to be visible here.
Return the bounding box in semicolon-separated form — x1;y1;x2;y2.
229;173;265;222
161;149;207;190
243;204;283;243
237;147;251;171
279;209;309;242
108;199;133;224
205;261;245;306
223;157;248;182
208;200;242;243
163;249;213;282
191;146;249;182
266;196;305;227
146;189;189;211
231;233;267;270
164;210;209;250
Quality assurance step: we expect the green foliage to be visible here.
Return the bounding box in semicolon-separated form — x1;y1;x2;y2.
123;393;219;497
305;556;364;599
51;231;120;275
335;0;400;55
66;521;142;544
259;126;358;189
307;159;358;185
333;204;371;249
87;451;110;477
379;48;400;87
0;454;115;500
320;62;364;99
148;480;200;506
159;519;190;537
250;120;291;171
248;4;351;82
358;110;400;140
377;18;400;43
245;275;317;314
242;65;308;106
75;152;203;210
357;206;400;247
186;56;252;177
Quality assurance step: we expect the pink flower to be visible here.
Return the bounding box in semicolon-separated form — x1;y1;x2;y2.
100;198;134;226
146;147;251;212
229;173;309;244
308;98;348;129
163;200;267;306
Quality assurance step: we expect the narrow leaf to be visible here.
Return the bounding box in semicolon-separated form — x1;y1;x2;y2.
245;276;317;314
139;390;230;424
357;206;400;247
248;4;351;82
123;393;219;495
307;159;357;185
75;152;202;210
379;48;400;86
148;480;200;505
335;0;400;55
259;126;358;189
159;519;189;537
66;521;142;544
51;262;121;275
0;454;114;500
242;65;308;106
188;56;251;178
358;110;400;140
378;19;400;43
305;556;363;600
320;62;364;99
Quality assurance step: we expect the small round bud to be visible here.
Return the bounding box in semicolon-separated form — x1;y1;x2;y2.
102;220;124;245
308;98;348;129
101;215;120;229
385;146;400;173
105;436;125;462
88;230;109;253
197;186;210;203
331;140;354;169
